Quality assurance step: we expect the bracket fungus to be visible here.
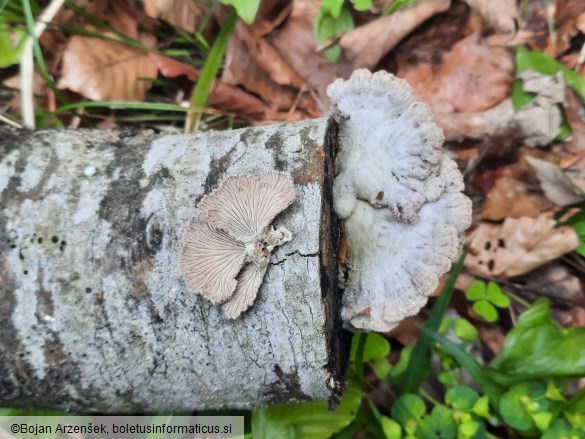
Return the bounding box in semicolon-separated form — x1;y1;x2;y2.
180;172;295;319
329;70;472;332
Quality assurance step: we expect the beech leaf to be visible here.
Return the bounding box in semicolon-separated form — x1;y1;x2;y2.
466;214;579;278
58;35;158;101
144;0;206;33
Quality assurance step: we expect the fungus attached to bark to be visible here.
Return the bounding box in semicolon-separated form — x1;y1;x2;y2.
180;172;295;318
328;70;472;332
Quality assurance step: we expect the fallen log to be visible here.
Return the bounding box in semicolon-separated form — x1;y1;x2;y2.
0;119;347;412
0;70;471;413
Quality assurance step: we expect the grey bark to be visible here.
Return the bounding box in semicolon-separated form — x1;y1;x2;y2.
0;119;348;412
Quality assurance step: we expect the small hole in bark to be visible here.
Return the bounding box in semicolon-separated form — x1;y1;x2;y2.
52;236;58;243
498;239;505;248
487;259;495;271
23;270;28;275
85;287;92;294
484;241;491;250
37;237;43;244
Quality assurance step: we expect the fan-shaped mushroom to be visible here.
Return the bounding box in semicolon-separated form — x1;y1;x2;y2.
328;70;472;332
180;172;295;318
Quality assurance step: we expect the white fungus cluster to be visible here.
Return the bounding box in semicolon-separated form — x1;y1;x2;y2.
180;172;295;319
328;70;472;332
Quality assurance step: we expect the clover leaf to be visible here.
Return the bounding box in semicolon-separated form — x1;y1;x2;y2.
465;281;510;322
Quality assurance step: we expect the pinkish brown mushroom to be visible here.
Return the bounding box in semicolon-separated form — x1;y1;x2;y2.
180;172;295;318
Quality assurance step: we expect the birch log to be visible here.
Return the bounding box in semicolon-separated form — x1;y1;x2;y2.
0;120;348;412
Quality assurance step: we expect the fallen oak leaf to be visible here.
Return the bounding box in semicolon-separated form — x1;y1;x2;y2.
58;34;158;101
144;0;207;33
466;213;579;279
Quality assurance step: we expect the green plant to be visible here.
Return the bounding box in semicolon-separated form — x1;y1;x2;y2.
219;0;261;24
0;0;33;68
426;299;585;437
382;0;419;16
314;0;354;63
465;281;510;322
556;205;585;258
514;47;585;103
511;46;585;142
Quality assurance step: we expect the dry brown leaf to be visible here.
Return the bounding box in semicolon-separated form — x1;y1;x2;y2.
2;72;45;115
250;0;293;37
482;164;550;220
545;0;585;56
231;22;305;88
478;324;505;355
208;81;266;119
526;155;585;206
565;89;585;152
268;0;353;112
517;262;583;303
466;213;579;278
435;69;565;144
404;33;513;115
149;53;300;121
149;53;199;80
570;307;585;326
339;0;451;69
388;315;424;346
223;38;301;112
58;0;151;39
144;0;207;33
462;0;519;35
58;34;158;101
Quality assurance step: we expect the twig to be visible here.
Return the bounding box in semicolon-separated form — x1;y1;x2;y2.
0;113;23;128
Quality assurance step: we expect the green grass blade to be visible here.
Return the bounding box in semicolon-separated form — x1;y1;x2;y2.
422;328;504;407
22;0;67;104
52;101;192;114
353;332;367;379
401;248;468;394
187;7;238;131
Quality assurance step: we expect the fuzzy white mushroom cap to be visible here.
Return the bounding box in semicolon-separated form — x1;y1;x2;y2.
328;70;472;332
180;172;295;318
329;70;445;223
